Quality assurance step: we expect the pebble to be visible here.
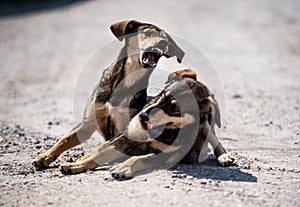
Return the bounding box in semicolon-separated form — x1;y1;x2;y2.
233;94;242;99
186;175;194;180
275;176;281;179
34;140;40;144
171;173;186;179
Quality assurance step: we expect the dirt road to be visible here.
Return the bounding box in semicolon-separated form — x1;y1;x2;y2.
0;0;299;206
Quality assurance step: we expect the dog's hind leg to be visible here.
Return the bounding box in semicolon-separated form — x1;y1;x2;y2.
33;121;97;169
202;121;235;166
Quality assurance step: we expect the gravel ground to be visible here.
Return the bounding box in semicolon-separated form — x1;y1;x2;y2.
0;0;299;206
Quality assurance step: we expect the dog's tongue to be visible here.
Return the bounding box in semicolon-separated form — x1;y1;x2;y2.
147;123;155;130
144;53;156;66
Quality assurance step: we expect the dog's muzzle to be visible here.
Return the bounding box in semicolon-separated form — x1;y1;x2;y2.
139;111;172;139
140;40;168;68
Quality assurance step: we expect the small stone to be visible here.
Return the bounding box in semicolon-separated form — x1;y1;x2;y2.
19;132;25;136
186;175;194;180
34;140;40;145
233;94;242;99
171;174;178;178
181;174;187;178
280;168;285;172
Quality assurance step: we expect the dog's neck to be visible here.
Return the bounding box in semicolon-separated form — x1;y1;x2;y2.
113;45;152;90
97;43;153;106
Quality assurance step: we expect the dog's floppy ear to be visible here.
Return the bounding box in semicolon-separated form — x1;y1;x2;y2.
165;69;197;84
110;20;142;41
165;33;185;63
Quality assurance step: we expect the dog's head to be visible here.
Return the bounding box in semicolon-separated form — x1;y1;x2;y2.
110;20;185;68
125;69;214;142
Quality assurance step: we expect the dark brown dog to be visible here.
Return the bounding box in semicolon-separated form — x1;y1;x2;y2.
57;69;234;179
33;20;185;169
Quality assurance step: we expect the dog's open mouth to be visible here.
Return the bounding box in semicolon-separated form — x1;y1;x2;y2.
141;47;163;68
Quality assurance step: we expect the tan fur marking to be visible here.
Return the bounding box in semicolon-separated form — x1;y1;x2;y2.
207;96;217;105
165;91;171;97
175;69;197;80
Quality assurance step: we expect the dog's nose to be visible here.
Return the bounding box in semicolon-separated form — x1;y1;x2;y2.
139;112;149;122
157;40;168;50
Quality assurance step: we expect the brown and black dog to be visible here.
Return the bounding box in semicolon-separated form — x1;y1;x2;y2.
32;20;185;169
57;69;234;179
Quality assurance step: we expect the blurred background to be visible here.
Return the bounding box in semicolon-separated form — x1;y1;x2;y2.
0;0;299;151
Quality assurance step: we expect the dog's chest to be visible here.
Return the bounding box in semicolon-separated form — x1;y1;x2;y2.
105;102;131;133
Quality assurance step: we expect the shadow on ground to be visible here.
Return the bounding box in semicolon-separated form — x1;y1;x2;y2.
170;159;257;182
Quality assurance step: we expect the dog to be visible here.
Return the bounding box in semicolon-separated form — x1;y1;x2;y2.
57;69;235;179
32;20;185;169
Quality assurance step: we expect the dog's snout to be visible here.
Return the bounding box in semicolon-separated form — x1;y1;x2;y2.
157;40;168;50
139;112;149;122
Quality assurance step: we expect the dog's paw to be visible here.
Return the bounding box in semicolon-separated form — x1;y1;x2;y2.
217;153;235;167
110;163;134;180
32;153;53;169
59;163;87;175
59;163;73;175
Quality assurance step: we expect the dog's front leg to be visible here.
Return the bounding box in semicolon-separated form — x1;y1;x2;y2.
59;141;125;174
110;153;156;180
202;122;235;166
33;122;96;169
